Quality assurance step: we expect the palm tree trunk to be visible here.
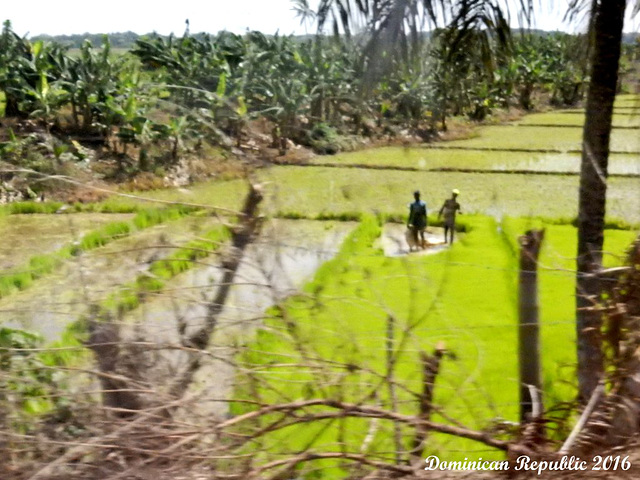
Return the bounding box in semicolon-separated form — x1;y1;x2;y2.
576;0;626;402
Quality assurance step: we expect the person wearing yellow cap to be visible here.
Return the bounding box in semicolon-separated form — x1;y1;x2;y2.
438;189;462;244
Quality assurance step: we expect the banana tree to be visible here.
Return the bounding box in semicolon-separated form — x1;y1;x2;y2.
132;32;232;110
545;33;588;106
239;33;307;151
60;37;121;133
24;72;66;131
258;76;310;154
511;36;551;110
0;21;31;118
153;115;192;162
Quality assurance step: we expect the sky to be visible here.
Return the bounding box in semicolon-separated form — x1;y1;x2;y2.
3;1;639;38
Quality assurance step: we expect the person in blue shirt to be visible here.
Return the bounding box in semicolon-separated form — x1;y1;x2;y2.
407;190;428;250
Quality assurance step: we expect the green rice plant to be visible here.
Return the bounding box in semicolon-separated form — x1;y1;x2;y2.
0;272;32;296
305;214;380;291
5;201;64;214
82;202;139;213
235;214;637;472
0;206;200;300
149;227;229;280
38;324;88;368
0;251;71;298
500;217;637;409
314;211;363;222
614;94;640;106
11;223;230;426
498;215;639;231
309;146;639;176
132;205;196;229
602;218;638;231
88;179;248;213
443;124;640;153
99;224;229;319
235;215;518;471
76;221;131;252
516;111;640;128
28;254;62;279
255;166;640;225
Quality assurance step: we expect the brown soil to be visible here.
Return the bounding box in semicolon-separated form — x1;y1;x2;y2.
0;104;555;204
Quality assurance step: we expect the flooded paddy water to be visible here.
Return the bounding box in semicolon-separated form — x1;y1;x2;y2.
444;124;640;152
379;223;448;257
0;213;359;415
311;147;640;175
0;214;224;340
123;219;356;340
0;213;133;270
117;219;356;415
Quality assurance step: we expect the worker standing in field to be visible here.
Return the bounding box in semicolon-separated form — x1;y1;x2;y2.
438;189;462;244
407;190;428;250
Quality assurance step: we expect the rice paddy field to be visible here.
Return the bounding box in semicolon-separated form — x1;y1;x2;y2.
258;166;640;222
516;111;640;127
1;95;639;475
99;163;640;224
0;213;133;270
311;147;640;174
230;96;639;470
105;95;639;225
233;215;637;470
445;124;639;152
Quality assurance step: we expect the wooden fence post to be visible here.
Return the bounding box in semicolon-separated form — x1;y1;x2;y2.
518;229;545;422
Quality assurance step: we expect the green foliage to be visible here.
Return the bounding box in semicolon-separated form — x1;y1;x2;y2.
500;218;637;409
0;327;65;430
88;178;248;213
150;225;230;279
6;201;64;214
0;18;610;163
236;216;516;469
75;221;131;251
0;252;68;298
132;205;195;229
306;214;380;290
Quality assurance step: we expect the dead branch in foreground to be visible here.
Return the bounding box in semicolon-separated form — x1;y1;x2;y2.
6;229;640;480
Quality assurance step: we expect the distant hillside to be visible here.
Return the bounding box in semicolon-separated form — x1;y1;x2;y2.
623;32;640;44
30;31;142;48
